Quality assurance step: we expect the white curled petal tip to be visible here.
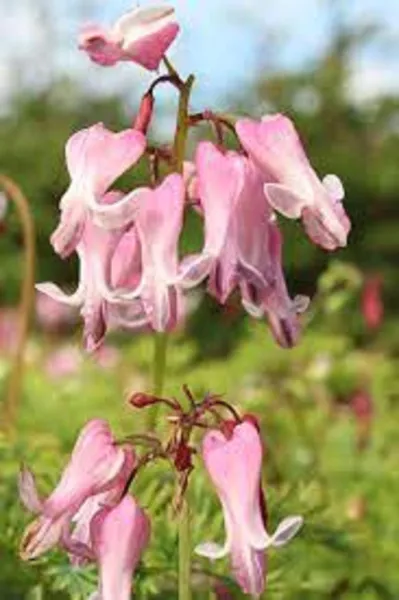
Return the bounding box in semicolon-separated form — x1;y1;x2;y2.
269;515;304;548
35;282;84;307
263;183;307;219
195;541;230;560
322;174;345;202
88;190;143;230
293;294;310;314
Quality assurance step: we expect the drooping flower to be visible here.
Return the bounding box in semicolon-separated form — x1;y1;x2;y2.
51;123;146;258
19;420;134;561
38;192;148;352
180;142;308;347
236;114;351;251
90;495;151;600
79;5;180;71
196;421;303;598
104;173;186;333
361;275;383;331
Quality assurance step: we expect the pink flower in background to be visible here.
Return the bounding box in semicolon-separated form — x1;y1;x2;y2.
93;345;120;370
19;420;134;561
36;292;76;332
362;275;383;331
349;389;374;451
106;174;186;333
90;495;150;600
180;143;308;347
45;344;83;379
236;114;351;251
196;421;303;597
79;5;180;71
51;123;145;258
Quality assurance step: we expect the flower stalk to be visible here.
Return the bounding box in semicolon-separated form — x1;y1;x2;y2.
0;175;35;433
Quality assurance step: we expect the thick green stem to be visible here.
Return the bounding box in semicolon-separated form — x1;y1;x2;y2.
179;499;192;600
172;71;195;600
173;75;195;172
0;175;35;433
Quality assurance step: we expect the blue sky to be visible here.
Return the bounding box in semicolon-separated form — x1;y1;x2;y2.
0;0;398;109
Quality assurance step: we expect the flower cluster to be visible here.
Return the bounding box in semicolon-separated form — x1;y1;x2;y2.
22;3;352;598
37;4;350;353
20;393;302;598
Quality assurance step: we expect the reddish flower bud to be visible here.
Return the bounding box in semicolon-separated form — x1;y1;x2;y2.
242;413;261;432
129;393;159;408
134;92;155;134
174;441;193;472
214;582;234;599
362;275;383;331
219;419;236;440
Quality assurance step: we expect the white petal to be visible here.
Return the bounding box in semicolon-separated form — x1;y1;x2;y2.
36;283;84;307
264;183;307;218
195;541;229;560
322;174;345;202
269;515;304;547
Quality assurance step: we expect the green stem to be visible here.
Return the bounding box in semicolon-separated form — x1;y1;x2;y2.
171;71;195;600
179;499;192;600
148;332;169;429
0;175;35;433
173;75;195;172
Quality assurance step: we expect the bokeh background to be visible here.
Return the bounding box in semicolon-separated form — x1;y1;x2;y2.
0;1;398;598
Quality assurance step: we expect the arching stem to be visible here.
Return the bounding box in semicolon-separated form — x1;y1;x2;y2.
0;175;35;433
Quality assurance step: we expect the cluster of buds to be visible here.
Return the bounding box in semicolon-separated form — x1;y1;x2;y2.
36;3;350;353
20;389;303;597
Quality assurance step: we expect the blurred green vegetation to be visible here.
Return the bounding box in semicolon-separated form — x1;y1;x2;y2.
1;262;399;598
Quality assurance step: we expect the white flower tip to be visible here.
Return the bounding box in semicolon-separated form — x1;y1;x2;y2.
194;541;228;560
271;515;304;547
323;174;345;202
0;191;8;220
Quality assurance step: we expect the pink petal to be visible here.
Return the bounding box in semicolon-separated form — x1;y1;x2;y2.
20;515;68;561
43;420;133;518
18;467;43;514
79;25;125;67
236;115;351;250
113;6;180;71
91;496;151;600
65;124;146;198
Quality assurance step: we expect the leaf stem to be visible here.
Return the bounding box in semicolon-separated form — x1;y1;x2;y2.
179;499;192;600
0;175;35;433
148;332;169;430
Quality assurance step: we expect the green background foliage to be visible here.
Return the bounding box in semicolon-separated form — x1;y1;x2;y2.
1;3;398;599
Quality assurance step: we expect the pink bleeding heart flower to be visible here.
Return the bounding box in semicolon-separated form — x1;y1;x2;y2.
19;419;135;562
38;192;148;352
104;173;186;333
51;123;146;258
180;142;308;347
90;495;150;600
235;114;351;251
79;5;180;71
196;421;303;598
